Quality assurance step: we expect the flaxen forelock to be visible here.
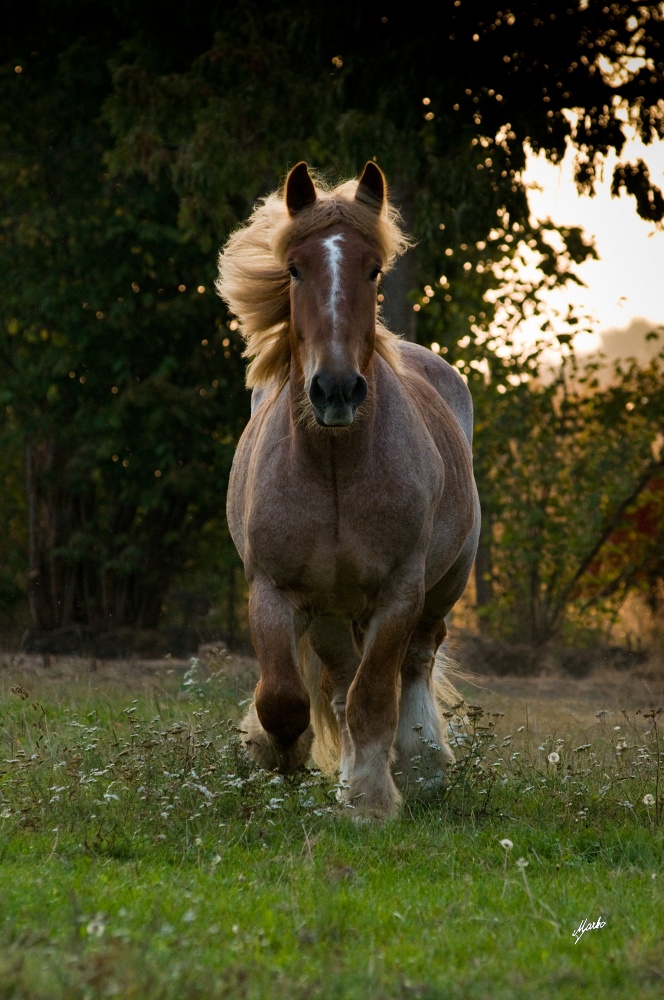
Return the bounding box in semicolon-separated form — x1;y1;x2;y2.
216;172;413;389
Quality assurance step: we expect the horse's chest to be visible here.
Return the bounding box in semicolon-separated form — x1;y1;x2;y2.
245;450;431;604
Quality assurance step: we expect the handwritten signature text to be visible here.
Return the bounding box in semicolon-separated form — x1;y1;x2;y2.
573;916;606;943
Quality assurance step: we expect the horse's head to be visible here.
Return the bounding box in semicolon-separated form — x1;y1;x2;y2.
285;162;386;428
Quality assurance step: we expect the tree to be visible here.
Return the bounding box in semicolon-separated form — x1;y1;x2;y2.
1;7;246;633
103;3;664;258
470;343;664;643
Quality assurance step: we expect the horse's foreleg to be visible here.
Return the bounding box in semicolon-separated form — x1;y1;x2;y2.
344;583;424;820
241;576;313;773
394;617;454;799
307;616;359;790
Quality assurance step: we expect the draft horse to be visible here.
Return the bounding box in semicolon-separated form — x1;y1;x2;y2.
217;162;480;819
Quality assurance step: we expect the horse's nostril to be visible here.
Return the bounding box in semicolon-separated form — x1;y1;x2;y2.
350;375;368;408
309;375;327;408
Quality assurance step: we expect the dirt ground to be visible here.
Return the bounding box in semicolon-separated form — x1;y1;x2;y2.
457;664;664;739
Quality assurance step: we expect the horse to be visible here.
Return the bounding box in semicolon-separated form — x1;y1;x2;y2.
217;161;480;820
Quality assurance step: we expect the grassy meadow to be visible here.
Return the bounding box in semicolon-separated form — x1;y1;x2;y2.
0;649;663;999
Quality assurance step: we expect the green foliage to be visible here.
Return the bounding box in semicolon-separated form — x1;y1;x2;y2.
0;12;248;630
469;345;664;642
103;2;664;246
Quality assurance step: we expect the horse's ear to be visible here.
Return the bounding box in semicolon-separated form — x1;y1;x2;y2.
285;162;317;216
355;161;386;212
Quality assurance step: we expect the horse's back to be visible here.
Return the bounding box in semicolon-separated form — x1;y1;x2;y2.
397;340;474;445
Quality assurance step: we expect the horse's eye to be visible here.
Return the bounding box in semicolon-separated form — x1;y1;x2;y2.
369;266;381;282
288;262;299;279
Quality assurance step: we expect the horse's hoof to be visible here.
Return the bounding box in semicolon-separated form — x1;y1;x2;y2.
349;798;400;823
347;784;401;822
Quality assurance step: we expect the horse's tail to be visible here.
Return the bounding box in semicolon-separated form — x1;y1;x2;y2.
433;645;470;759
297;635;341;775
432;646;467;715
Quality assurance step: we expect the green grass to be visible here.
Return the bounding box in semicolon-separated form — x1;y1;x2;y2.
1;654;663;999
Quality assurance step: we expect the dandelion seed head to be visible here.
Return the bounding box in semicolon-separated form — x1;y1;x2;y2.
86;915;106;937
548;752;560;764
643;794;655;806
500;838;513;850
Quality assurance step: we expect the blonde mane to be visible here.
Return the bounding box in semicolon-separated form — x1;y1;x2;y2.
216;171;414;388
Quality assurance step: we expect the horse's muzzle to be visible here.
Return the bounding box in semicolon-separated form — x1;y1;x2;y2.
308;371;368;427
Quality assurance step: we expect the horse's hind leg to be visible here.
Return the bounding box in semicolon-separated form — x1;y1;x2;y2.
241;576;313;773
393;617;454;799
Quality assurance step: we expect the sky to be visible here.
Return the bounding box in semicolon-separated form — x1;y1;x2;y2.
523;132;664;362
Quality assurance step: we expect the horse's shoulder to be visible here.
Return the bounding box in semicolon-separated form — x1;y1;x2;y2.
233;383;289;475
396;340;474;444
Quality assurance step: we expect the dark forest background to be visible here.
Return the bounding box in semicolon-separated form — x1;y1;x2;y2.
1;1;663;656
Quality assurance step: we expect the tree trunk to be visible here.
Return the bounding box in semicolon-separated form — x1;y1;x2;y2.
26;438;188;632
26;440;82;630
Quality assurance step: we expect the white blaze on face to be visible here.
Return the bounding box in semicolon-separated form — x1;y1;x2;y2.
321;233;345;335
